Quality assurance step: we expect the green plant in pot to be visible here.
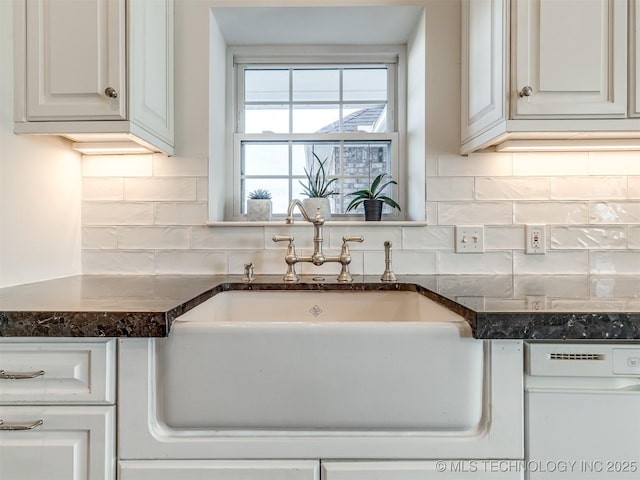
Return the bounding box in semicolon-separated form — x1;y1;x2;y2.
346;173;401;221
299;153;337;220
246;188;272;221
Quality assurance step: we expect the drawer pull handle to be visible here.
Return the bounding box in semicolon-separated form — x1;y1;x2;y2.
0;419;44;431
0;370;45;380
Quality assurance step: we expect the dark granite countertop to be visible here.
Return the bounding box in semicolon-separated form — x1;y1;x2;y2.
1;274;640;340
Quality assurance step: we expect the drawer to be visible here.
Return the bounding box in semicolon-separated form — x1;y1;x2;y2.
0;339;116;404
0;405;115;480
119;460;319;480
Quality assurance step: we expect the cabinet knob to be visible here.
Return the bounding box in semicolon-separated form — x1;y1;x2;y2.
104;87;119;99
519;85;533;97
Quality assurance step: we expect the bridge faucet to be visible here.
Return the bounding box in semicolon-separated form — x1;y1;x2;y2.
273;199;364;282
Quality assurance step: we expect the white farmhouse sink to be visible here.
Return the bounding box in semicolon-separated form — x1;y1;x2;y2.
156;289;484;432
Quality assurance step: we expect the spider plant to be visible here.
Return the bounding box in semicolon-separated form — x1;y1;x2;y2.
299;153;338;198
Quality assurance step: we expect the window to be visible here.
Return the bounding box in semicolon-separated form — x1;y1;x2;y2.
231;50;404;219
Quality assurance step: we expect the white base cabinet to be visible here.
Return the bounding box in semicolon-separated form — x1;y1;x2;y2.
322;461;523;479
0;405;115;480
0;339;116;480
119;460;319;480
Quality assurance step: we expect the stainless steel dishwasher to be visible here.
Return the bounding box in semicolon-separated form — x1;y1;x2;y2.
525;343;640;479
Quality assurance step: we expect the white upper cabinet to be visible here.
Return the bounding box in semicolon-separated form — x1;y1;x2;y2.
462;0;640;154
24;0;126;121
14;0;174;155
513;0;626;118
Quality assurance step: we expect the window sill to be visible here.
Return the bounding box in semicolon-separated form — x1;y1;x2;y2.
206;220;429;227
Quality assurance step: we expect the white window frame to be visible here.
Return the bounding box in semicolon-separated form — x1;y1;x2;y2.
226;45;407;221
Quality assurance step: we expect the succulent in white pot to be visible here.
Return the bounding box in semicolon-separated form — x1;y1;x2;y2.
246;188;272;221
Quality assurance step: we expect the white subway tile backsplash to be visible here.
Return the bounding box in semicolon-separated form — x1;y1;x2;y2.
590;251;640;274
82;178;124;201
513;251;589;275
591;276;640;298
328;226;402;250
229;250;294;275
426;177;475;201
153;154;208;177
425;154;438;176
485;226;525;250
403;226;454;250
512;152;589;176
476;177;549;200
588;152;640;175
425;202;438;223
627;177;640;199
438;152;512;177
155;203;208;225
192;226;265;249
82;202;154;226
82;154;153;177
438;202;512;225
550;226;627;249
124;178;197;201
513;275;589;297
365;250;437;275
118;227;191;249
590;202;640;224
196;177;209;201
437;275;513;297
155;250;228;274
438;251;512;275
82;227;118;249
82;250;155;274
628;226;640;248
514;202;589;224
78;144;640;276
550;177;627;200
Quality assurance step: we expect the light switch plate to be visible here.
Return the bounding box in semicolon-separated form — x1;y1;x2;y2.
455;226;485;253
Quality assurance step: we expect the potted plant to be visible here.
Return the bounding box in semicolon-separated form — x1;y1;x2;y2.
246;188;272;221
346;173;401;221
299;153;337;220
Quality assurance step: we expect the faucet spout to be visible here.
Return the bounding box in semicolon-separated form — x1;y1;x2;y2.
277;199;360;282
286;199;310;224
286;199;325;225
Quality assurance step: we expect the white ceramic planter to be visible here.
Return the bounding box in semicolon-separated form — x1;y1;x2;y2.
303;197;331;220
246;199;272;221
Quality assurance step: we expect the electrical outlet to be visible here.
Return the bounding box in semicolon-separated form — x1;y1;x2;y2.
525;295;546;311
525;224;546;254
455;226;485;253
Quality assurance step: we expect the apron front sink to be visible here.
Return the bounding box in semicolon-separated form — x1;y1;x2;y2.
156;289;483;432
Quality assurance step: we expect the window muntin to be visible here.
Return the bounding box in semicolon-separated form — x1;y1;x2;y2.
235;61;399;218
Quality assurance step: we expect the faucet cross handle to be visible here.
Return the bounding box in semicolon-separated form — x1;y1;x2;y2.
272;235;300;283
336;236;364;283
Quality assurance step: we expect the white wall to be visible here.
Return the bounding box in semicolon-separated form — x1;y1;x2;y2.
0;0;81;287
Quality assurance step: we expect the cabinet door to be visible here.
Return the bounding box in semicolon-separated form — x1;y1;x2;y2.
25;0;126;120
0;405;115;480
322;461;523;479
119;460;319;480
513;0;627;118
461;0;508;147
128;0;174;146
631;0;640;116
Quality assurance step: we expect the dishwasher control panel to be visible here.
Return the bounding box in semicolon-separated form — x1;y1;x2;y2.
613;348;640;375
527;343;640;377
